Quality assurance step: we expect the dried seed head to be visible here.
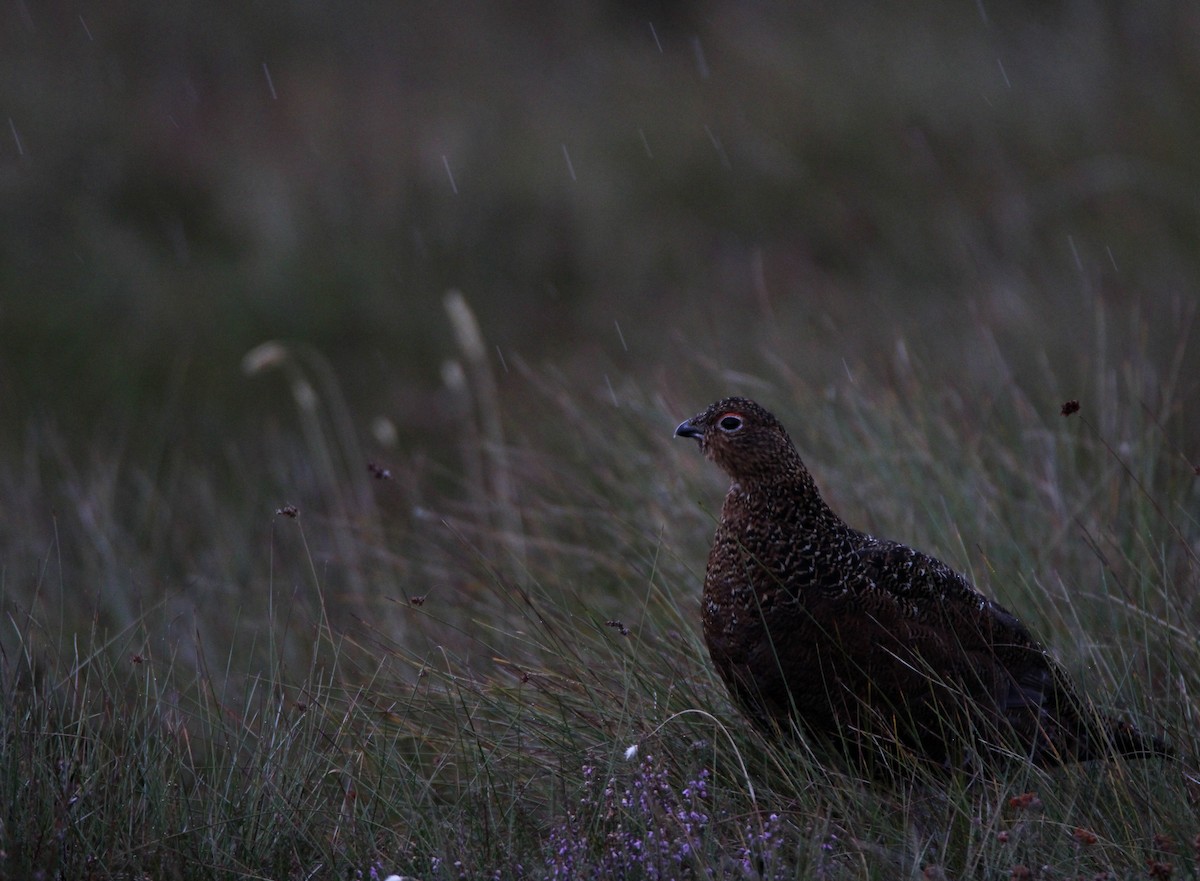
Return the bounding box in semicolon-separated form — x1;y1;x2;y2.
1072;827;1098;846
1008;792;1042;811
241;341;289;375
1153;835;1175;854
1147;859;1173;880
291;379;318;413
1060;400;1080;417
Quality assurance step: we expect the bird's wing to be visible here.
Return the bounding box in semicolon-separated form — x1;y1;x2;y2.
849;540;1071;690
852;539;1036;638
851;538;1099;757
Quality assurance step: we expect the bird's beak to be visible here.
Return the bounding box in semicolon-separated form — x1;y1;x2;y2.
674;418;703;440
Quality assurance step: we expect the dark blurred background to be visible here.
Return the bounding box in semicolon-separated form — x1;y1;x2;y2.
3;1;1198;464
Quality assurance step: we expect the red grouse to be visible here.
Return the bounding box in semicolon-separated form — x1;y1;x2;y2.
676;396;1168;771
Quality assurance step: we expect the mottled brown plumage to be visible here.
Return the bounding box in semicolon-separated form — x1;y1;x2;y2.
676;396;1168;772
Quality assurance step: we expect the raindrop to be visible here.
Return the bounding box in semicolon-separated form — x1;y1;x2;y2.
442;155;458;194
562;143;577;181
1067;235;1083;272
996;57;1011;89
262;62;278;100
614;320;628;352
691;36;710;79
638;128;653;159
8;118;23;157
704;125;731;169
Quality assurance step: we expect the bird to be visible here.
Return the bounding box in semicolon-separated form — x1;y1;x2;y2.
675;396;1169;773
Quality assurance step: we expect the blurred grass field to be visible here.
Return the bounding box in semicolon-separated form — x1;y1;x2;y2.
2;3;1199;878
4;3;1199;453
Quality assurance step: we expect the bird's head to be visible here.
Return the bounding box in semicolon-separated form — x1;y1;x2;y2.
674;396;801;484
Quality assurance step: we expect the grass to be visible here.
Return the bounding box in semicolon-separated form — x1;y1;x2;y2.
3;5;1199;876
2;300;1197;880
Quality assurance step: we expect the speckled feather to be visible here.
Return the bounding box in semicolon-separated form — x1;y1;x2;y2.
676;396;1168;771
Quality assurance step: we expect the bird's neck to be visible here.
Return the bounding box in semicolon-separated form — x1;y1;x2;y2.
729;465;847;536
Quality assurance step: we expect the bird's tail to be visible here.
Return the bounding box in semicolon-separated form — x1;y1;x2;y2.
1105;717;1172;760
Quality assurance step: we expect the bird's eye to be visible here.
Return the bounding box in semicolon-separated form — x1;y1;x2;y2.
718;414;743;433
